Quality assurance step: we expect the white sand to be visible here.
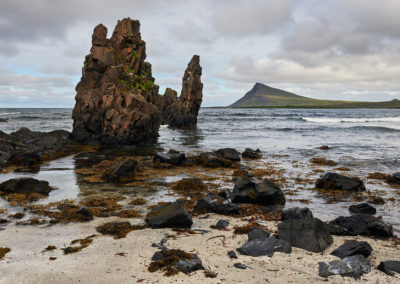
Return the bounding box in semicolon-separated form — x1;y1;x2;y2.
0;214;399;284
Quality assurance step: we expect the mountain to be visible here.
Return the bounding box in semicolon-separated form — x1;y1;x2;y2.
229;83;400;108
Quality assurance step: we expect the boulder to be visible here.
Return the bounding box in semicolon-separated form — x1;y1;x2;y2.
215;219;229;229
227;250;238;259
316;173;366;191
215;148;240;161
277;218;333;253
331;240;372;259
248;228;270;241
349;203;376;215
0;128;80;167
162;55;203;128
174;259;204;274
318;255;371;279
242;148;262;159
0;118;7;123
145;201;192;228
329;214;393;238
377;261;400;276
281;207;313;221
231;176;285;206
108;158;137;181
387;172;400;185
194;193;241;215
237;236;291;257
153;152;185;166
0;178;52;196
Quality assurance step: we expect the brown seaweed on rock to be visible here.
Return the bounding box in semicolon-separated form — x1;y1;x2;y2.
96;221;147;239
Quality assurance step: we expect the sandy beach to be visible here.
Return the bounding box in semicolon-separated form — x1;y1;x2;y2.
1;214;399;284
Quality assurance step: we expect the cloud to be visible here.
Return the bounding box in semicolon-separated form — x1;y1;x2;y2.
0;0;400;107
212;0;292;37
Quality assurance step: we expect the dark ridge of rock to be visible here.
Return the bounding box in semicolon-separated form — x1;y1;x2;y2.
162;55;203;128
231;176;285;206
331;240;372;259
277;218;333;253
377;261;400;276
349;203;376;215
329;214;393;238
215;148;241;161
242;148;262;159
316;172;366;191
281;207;313;221
153;152;185;166
319;255;370;279
193;193;241;215
237;236;291;257
0;118;7;123
0;128;81;168
107;158;138;181
331;215;393;237
145;201;192;228
72;18;163;145
0;178;52;196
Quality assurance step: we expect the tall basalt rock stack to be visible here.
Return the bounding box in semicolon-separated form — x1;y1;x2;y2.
162;55;203;127
72;18;162;145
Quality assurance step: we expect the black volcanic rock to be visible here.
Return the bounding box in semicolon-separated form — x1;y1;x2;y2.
329;214;393;238
331;240;372;259
145;201;192;228
277;218;333;253
349;203;376;215
316;173;366;191
162;55;203;128
231;176;285;206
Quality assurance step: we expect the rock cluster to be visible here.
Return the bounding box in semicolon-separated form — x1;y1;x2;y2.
72;18;203;145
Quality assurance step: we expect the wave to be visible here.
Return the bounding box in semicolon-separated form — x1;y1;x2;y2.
0;112;21;115
302;117;400;123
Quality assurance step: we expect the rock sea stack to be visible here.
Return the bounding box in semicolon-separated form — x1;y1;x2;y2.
161;55;203;128
72;18;203;145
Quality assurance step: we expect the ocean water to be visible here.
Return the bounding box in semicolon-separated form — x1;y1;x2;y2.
1;108;400;233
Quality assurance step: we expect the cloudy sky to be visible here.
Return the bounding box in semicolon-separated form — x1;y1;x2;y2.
1;0;400;107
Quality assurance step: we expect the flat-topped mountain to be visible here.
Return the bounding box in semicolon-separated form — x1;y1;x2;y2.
230;83;400;108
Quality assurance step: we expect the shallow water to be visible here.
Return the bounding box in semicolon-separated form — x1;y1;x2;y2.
0;108;399;234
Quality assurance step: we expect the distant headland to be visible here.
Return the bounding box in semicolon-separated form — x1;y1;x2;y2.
228;83;400;108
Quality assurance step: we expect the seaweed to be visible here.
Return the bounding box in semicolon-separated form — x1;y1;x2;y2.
8;212;25;219
96;221;140;239
129;197;147;205
0;247;10;259
62;235;95;255
115;209;140;218
148;249;194;276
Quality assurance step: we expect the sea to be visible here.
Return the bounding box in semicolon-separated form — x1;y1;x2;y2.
1;108;400;233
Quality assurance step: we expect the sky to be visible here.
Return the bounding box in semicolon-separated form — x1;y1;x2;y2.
1;0;400;107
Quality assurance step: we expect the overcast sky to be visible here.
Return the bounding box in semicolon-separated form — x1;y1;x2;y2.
1;0;400;107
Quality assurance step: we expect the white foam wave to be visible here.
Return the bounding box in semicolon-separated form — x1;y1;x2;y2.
302;117;400;123
0;112;20;115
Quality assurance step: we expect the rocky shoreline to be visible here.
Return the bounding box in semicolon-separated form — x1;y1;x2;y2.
1;143;400;282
